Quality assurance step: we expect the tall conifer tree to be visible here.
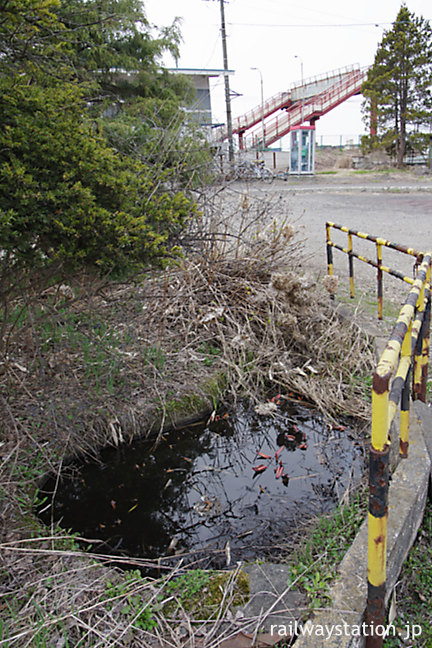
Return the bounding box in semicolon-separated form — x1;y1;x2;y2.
362;4;432;166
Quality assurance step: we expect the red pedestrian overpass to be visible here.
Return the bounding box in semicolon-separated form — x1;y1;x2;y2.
214;64;369;150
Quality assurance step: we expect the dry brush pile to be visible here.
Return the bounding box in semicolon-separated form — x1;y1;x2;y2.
0;185;375;647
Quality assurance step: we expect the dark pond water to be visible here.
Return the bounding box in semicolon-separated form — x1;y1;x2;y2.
38;399;365;567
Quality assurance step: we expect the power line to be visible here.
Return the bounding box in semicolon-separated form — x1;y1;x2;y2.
227;21;413;28
232;0;368;25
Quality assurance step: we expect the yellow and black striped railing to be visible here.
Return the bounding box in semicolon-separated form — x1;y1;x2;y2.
366;253;431;647
325;223;431;648
325;222;424;319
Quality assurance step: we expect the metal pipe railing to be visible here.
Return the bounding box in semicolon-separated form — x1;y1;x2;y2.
325;222;424;319
324;223;431;647
366;254;431;647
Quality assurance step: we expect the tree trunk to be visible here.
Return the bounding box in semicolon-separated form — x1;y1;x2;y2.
397;126;406;167
398;90;407;167
397;61;408;167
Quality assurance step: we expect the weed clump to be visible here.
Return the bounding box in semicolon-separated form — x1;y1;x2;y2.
0;183;374;647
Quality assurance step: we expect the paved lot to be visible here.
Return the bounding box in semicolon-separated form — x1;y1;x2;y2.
241;169;432;302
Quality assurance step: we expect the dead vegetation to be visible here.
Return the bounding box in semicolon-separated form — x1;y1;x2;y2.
0;183;375;646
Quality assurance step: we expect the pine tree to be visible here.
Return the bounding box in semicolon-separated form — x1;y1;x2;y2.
362;4;432;166
0;0;198;287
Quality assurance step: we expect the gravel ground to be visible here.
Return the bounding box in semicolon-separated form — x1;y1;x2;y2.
238;168;432;305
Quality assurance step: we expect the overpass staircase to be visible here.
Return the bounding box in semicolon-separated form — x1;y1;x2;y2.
214;64;369;150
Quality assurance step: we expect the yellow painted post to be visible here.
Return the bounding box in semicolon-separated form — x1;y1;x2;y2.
376;242;383;320
399;324;412;457
366;258;431;646
348;233;355;298
326;223;333;276
413;268;427;399
366;367;390;647
325;223;335;301
419;264;431;401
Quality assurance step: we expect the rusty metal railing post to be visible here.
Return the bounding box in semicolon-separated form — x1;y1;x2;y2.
326;223;333;277
413;323;423;401
324;226;431;645
326;223;335;301
417;264;431;401
413;268;428;400
376;242;383;320
324;223;423;318
400;368;411;458
348;232;354;298
366;255;431;647
367;359;391;647
399;323;412;458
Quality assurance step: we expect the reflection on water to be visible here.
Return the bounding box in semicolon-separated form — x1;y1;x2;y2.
38;400;365;566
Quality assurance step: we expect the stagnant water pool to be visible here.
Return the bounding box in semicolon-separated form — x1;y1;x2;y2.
38;398;365;567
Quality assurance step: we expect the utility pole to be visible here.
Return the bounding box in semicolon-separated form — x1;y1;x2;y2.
203;0;234;161
218;0;234;162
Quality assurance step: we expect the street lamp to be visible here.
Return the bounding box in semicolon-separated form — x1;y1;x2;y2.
251;66;265;154
294;55;304;125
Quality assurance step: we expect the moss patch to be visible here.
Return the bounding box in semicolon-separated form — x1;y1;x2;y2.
161;569;250;619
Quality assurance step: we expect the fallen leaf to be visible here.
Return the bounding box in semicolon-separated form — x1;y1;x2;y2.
225;540;231;566
252;464;267;473
388;589;397;625
275;446;285;460
167;537;178;552
257;451;272;459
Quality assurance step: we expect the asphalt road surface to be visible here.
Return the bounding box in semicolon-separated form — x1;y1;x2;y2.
236;168;432;303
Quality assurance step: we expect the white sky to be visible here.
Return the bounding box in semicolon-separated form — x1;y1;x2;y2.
143;0;432;146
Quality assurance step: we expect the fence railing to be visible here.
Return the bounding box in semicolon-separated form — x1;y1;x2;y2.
325;222;431;648
367;254;431;647
325;221;424;319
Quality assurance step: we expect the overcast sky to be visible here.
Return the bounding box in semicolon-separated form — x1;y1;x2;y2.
143;1;432;146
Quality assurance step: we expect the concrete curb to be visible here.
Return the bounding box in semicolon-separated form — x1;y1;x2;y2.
273;400;431;648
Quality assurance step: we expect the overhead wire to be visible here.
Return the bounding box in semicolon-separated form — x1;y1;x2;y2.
231;0;368;25
227;21;396;29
